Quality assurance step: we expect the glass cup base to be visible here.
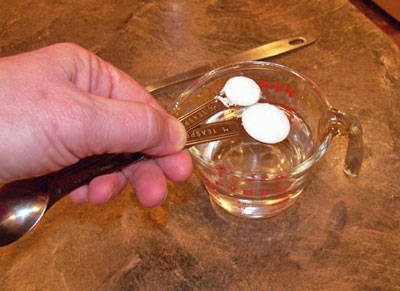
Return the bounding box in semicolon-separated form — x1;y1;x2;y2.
205;183;303;219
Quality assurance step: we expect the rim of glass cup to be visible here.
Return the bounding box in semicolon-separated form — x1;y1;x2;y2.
174;61;336;181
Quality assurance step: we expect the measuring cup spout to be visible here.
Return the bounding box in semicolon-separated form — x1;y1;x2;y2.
328;108;364;178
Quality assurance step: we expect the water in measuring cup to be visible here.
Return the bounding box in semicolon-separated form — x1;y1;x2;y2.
192;105;315;218
197;106;313;176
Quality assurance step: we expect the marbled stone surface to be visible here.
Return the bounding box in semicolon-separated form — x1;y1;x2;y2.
1;0;399;290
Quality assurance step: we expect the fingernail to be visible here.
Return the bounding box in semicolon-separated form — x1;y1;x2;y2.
168;118;187;150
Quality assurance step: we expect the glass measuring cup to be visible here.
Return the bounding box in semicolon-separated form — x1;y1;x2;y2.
172;61;363;219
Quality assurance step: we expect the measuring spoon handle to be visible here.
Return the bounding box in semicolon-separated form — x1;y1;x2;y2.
45;119;241;207
47;153;145;206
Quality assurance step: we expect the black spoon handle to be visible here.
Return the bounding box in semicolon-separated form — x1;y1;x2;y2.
47;153;145;206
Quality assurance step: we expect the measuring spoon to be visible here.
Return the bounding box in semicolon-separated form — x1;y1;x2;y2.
0;117;242;246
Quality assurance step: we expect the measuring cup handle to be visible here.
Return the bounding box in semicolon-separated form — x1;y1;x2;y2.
329;108;364;178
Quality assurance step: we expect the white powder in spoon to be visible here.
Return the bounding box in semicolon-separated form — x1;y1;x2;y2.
218;76;261;106
241;103;290;144
215;76;290;143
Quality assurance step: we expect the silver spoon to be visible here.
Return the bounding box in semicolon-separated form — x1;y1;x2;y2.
0;118;242;246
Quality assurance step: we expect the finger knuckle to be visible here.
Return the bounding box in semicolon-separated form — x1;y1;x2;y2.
48;42;86;54
141;105;164;147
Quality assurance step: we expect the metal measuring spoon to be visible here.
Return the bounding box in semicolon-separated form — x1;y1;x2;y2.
0;119;242;246
0;76;249;246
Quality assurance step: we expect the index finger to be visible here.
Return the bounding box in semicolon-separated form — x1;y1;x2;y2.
41;43;168;114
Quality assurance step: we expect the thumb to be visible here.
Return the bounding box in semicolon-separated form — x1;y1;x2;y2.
68;96;187;157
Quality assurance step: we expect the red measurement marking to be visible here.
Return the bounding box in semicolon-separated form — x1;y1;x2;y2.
276;187;286;194
243;190;254;195
260;190;270;196
273;83;282;92
285;87;294;98
259;80;269;89
259;80;296;98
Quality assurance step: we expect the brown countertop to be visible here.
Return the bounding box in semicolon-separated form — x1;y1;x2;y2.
1;0;399;290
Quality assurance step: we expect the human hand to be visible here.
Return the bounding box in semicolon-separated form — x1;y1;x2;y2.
0;43;192;207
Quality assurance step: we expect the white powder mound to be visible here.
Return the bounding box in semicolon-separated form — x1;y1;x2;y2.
222;76;261;106
241;103;290;144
